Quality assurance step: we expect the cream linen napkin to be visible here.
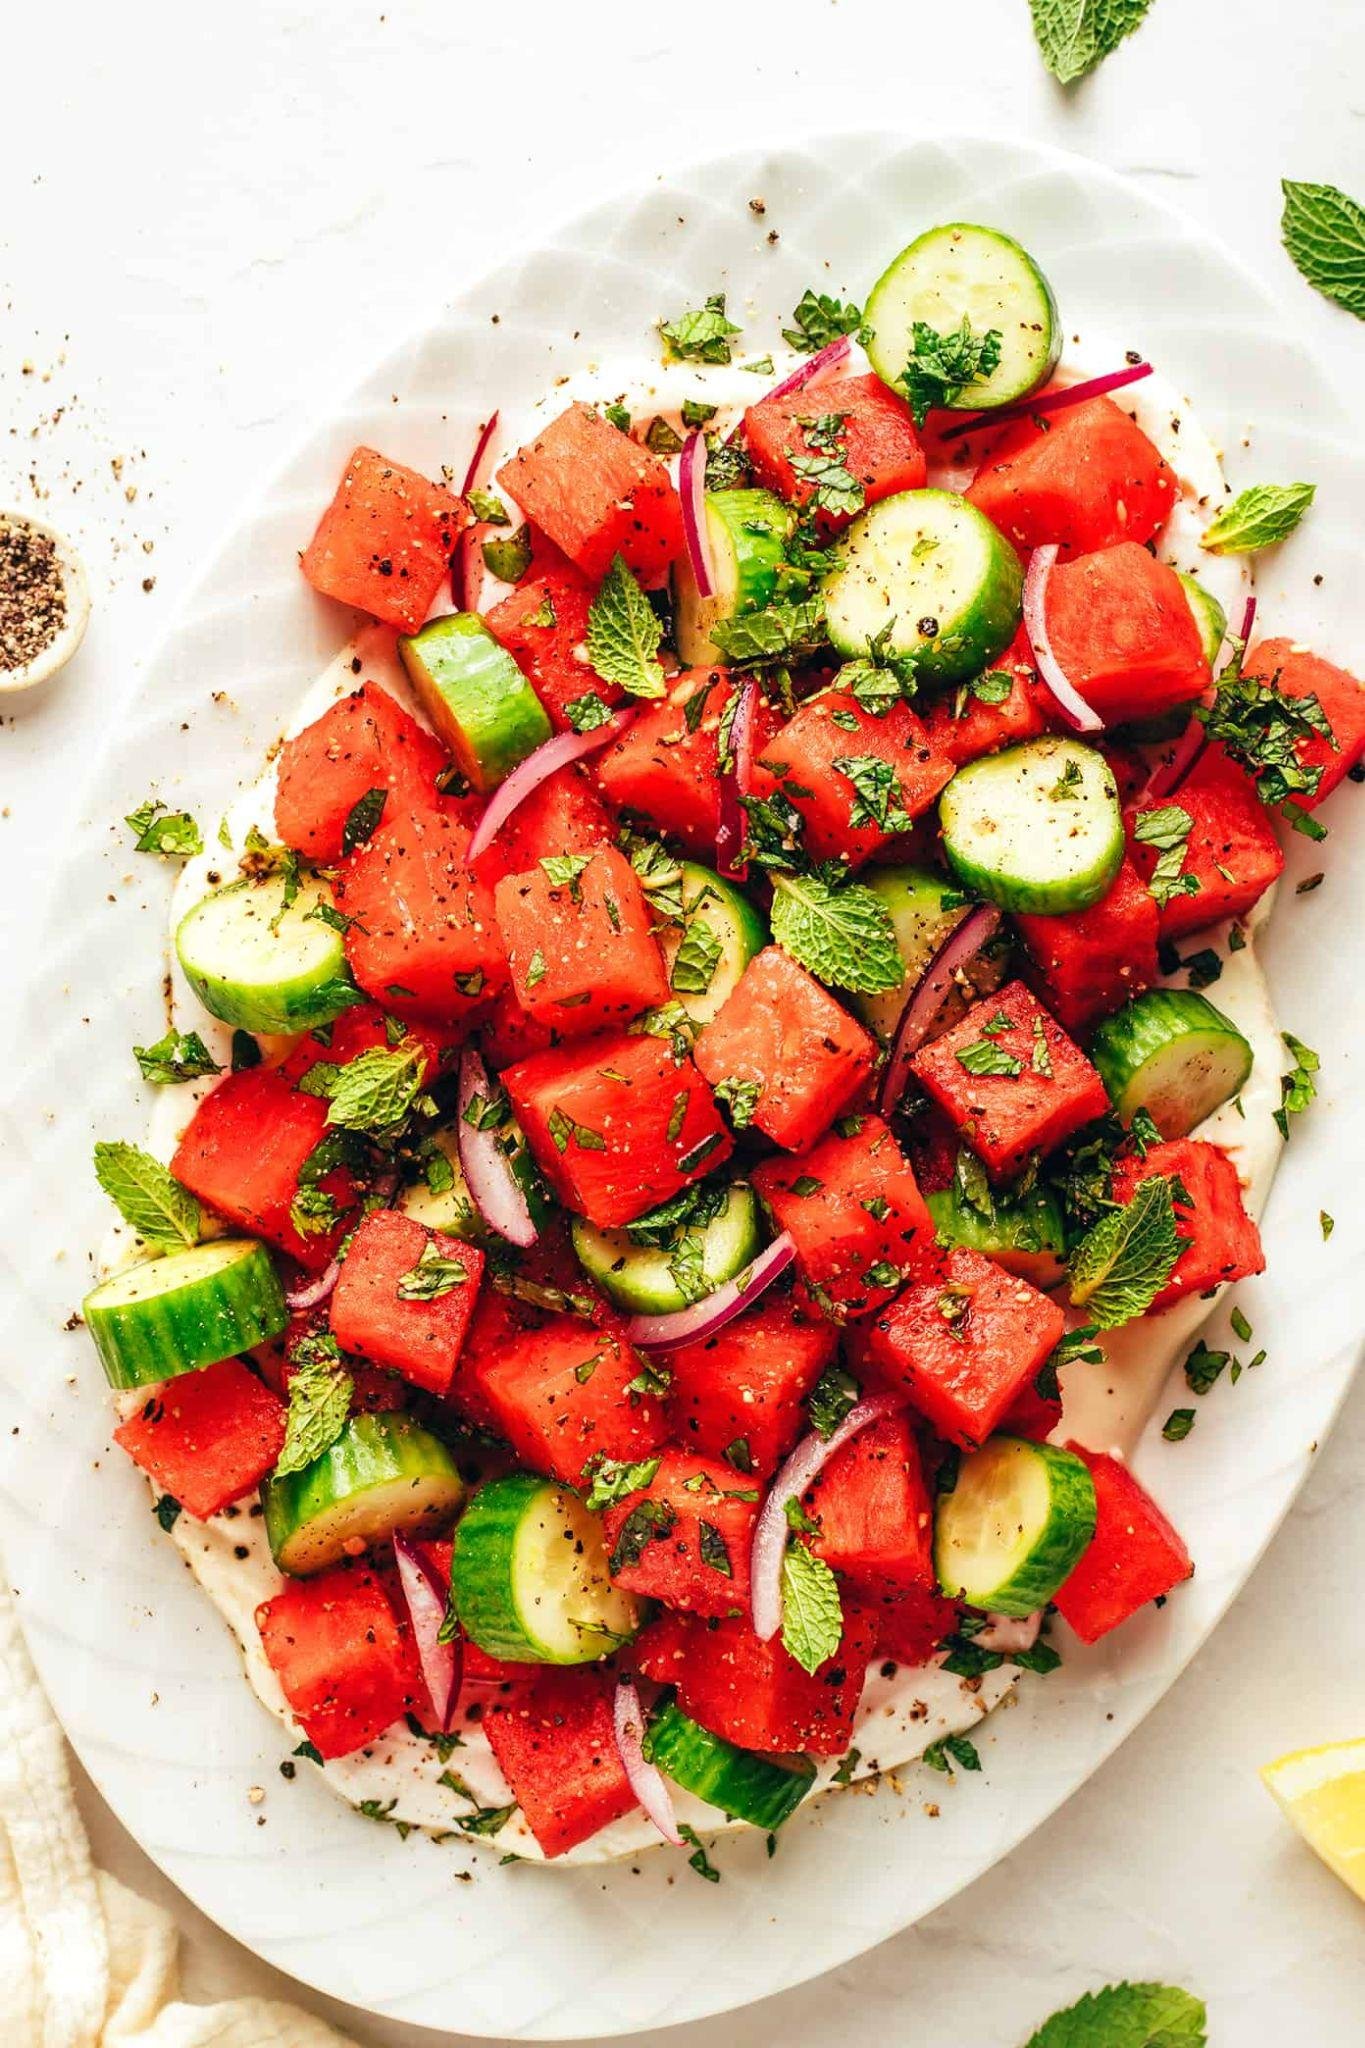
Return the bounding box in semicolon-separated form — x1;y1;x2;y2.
0;1580;358;2048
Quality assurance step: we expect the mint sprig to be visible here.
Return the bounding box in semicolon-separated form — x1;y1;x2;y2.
780;1539;843;1675
1202;482;1316;554
1068;1173;1180;1328
1028;0;1156;86
93;1142;201;1250
586;555;666;700
1281;180;1365;320
1023;1979;1206;2047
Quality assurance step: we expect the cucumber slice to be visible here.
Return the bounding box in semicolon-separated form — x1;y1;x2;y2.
1175;571;1228;669
644;1699;815;1830
657;863;769;1026
262;1412;464;1577
571;1183;762;1315
926;1180;1066;1290
176;873;359;1035
1090;988;1253;1139
940;737;1123;913
864;223;1061;412
399;611;552;793
452;1473;641;1664
84;1239;288;1390
849;864;1009;1043
935;1436;1096;1617
673;489;794;668
822;489;1022;682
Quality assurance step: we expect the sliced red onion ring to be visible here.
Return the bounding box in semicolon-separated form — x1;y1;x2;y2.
679;432;714;601
622;1231;795;1352
939;361;1154;443
284;1260;339;1311
467;715;632;863
1140;594;1256;804
457;1046;538;1249
751;1391;906;1641
715;676;756;881
1023;543;1104;734
762;334;853;406
612;1676;682;1846
878;905;1001;1117
974;1610;1043;1655
453;410;501;612
393;1533;462;1734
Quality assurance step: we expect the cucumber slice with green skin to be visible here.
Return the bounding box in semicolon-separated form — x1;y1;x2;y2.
940;737;1124;914
656;863;769;1026
83;1239;288;1390
850;864;1009;1043
262;1412;464;1577
452;1473;641;1664
1090;988;1253;1140
926;1181;1066;1291
571;1183;762;1315
176;873;359;1035
864;223;1061;412
822;489;1023;682
935;1436;1096;1617
644;1699;815;1831
673;489;794;669
399;1120;550;1239
399;611;552;793
1176;571;1228;669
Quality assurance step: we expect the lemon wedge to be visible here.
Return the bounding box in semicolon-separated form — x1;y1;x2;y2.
1261;1739;1365;1900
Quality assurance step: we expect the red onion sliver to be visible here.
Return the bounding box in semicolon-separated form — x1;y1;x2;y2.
467;715;632;863
1139;594;1256;804
679;432;714;601
715;676;756;881
762;334;853;406
1022;544;1104;734
457;1046;538;1249
284;1260;339;1312
878;905;1001;1117
453;410;501;612
612;1677;682;1846
622;1232;796;1352
751;1392;906;1641
938;361;1154;443
974;1611;1043;1655
393;1533;462;1734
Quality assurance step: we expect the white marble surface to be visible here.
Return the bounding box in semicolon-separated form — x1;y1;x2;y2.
3;1;1364;2041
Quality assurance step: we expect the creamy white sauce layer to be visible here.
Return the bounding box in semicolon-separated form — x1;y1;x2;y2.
106;336;1282;1865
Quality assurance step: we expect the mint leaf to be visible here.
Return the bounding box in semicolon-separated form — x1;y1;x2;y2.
781;1540;843;1675
93;1142;201;1250
274;1336;353;1479
1199;669;1335;814
396;1240;470;1301
539;852;593;895
900;318;1003;426
341;787;387;856
482;523;532;584
608;1498;676;1575
564;691;613;733
582;1454;662;1514
955;1038;1024;1078
1281;180;1365;320
1132;804;1200;910
1028;0;1156;85
1068;1173;1180;1328
1274;1030;1319;1140
317;1041;428;1133
711;597;826;669
1023;1979;1206;2047
133;1029;221;1086
659;293;740;365
677;1822;721;1882
770;870;904;995
833;753;914;833
807;1363;860;1438
713;1075;761;1129
670;917;723;995
1202;482;1316;554
586;555;666;700
466;488;509;526
125;799;202;858
782;289;865;354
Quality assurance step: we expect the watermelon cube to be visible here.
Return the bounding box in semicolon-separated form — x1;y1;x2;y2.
749;689;954;867
853;1581;961;1668
473;1312;668;1483
632;1605;875;1755
471;763;614;889
497;402;684;585
966;396;1178;558
1241;637;1365;809
329;1211;483;1398
257;1565;420;1759
592;669;779;858
752;1112;934;1316
1043;543;1211;726
694;947;877;1153
867;1248;1066;1448
171;1068;355;1272
1015;857;1161;1032
504;1030;731;1228
665;1292;838;1477
1110;1137;1263;1309
803;1409;935;1598
337;802;506;1024
1125;746;1284;940
742;372;927;532
1053;1444;1193;1643
274;682;450;864
114;1356;286;1521
601;1447;757;1619
483;1667;636;1856
910;979;1109;1179
300;446;470;634
921;627;1051;767
483;562;609;733
493;846;669;1037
